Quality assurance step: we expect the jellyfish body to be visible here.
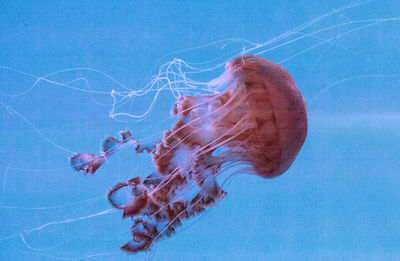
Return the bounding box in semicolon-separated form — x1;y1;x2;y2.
70;55;307;253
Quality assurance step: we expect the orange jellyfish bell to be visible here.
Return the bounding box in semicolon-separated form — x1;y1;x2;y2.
220;54;308;178
172;54;308;179
70;54;308;253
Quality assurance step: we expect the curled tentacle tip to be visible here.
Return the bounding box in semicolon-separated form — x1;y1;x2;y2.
121;240;150;254
70;153;105;175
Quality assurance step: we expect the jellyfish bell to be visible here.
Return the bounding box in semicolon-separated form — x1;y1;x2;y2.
70;54;308;253
210;54;308;178
170;54;307;179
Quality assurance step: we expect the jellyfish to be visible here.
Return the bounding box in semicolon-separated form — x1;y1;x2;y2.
70;54;308;253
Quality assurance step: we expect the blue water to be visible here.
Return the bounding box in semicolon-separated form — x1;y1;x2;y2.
1;1;400;260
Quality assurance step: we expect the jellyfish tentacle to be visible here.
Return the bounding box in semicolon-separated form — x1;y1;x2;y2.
107;182;129;209
70;153;106;175
104;131;227;254
70;130;154;175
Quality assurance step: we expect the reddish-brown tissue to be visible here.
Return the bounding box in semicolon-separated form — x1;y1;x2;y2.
70;55;308;253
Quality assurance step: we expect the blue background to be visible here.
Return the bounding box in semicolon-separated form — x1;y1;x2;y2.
1;0;400;260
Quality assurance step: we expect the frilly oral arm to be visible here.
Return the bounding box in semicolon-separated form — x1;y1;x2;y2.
70;130;150;175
